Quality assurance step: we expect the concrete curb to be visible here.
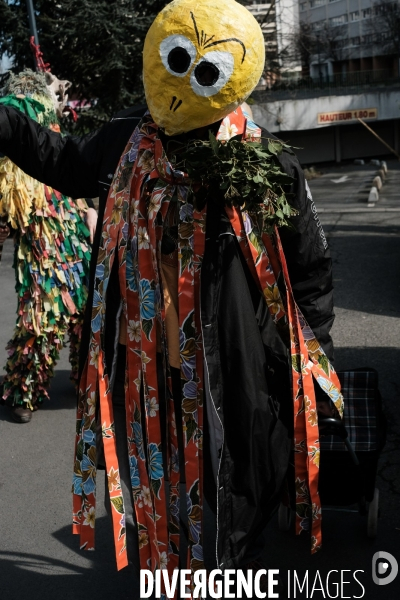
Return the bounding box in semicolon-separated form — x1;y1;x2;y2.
367;161;387;206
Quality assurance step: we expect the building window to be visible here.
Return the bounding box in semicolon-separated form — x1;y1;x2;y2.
310;0;325;6
350;11;360;21
362;8;371;19
330;14;348;26
336;38;347;49
300;2;308;10
375;30;391;43
349;36;360;46
361;34;373;45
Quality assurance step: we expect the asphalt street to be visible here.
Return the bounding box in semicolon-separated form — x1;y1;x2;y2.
0;159;399;600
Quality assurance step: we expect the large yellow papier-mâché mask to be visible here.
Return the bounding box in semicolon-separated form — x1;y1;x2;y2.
143;0;265;135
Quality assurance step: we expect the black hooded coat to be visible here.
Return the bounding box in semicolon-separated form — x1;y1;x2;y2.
0;104;335;569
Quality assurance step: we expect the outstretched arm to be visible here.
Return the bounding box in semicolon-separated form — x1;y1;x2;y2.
0;105;107;199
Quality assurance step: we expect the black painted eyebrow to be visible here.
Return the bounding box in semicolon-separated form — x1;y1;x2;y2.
190;11;247;63
190;11;200;45
204;38;246;63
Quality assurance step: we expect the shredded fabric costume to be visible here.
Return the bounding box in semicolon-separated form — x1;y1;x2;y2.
0;73;91;410
73;108;344;582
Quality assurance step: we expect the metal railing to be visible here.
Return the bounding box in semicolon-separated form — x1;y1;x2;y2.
253;69;400;100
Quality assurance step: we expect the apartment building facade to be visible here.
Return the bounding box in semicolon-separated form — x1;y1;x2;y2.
245;0;301;78
299;0;400;77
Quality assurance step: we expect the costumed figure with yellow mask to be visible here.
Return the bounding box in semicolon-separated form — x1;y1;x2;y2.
0;0;343;591
0;67;96;423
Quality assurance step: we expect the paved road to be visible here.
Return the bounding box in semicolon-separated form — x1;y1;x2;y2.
0;160;399;600
306;159;400;210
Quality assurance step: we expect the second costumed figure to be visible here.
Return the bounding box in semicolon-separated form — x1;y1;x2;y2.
0;69;93;422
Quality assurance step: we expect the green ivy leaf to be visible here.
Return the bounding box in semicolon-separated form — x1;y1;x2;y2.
179;134;296;233
268;140;283;155
208;132;219;155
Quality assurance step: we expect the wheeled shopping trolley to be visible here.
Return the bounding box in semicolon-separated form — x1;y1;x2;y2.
278;368;387;538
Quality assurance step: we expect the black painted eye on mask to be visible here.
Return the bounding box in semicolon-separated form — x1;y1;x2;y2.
194;62;220;86
168;47;192;74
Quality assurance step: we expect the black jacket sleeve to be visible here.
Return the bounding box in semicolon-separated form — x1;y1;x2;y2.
0;105;107;198
276;147;335;363
85;198;96;209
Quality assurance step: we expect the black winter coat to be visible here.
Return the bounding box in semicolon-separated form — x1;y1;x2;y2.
0;104;335;569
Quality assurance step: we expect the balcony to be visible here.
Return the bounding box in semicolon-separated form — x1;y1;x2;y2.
252;69;400;101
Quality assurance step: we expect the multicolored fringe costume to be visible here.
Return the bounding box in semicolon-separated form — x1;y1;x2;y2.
73;108;344;590
0;73;91;410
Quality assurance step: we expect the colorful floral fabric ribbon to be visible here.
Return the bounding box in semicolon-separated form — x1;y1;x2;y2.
73;115;206;583
73;107;344;591
226;205;343;553
223;111;343;553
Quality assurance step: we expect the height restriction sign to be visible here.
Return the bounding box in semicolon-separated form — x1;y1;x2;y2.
318;108;378;124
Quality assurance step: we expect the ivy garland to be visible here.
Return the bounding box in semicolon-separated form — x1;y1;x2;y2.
176;132;298;233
